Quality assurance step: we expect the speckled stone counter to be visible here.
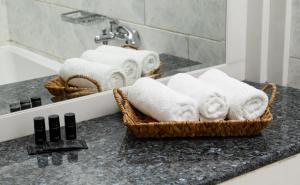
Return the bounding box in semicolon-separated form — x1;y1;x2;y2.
0;54;203;116
0;83;299;185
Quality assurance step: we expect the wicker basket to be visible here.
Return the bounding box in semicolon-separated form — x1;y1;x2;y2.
113;83;277;138
45;75;101;98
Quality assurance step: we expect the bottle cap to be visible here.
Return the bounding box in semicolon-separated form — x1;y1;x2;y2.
64;113;76;140
31;97;42;107
34;117;45;130
34;116;46;145
48;115;60;128
20;99;31;105
48;115;61;142
20;99;31;110
64;113;76;127
10;103;21;112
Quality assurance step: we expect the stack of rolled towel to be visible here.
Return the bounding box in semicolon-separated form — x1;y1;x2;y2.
127;69;269;122
59;45;161;91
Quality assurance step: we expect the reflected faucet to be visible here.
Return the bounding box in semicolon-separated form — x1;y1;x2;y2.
61;10;141;47
95;20;141;47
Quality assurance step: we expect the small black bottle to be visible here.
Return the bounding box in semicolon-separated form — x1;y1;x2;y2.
64;113;77;140
34;117;46;145
10;103;21;113
48;115;61;142
31;97;42;108
20;99;31;110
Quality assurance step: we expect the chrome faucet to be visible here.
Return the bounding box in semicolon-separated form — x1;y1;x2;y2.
95;20;141;47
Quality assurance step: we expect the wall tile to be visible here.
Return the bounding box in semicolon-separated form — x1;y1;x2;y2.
189;36;225;66
124;22;189;58
6;0;226;66
6;0;189;60
145;0;226;41
290;0;300;59
0;0;9;41
38;0;145;24
6;0;106;60
288;58;300;89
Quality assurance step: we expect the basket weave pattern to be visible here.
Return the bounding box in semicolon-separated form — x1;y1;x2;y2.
45;75;101;98
113;83;277;138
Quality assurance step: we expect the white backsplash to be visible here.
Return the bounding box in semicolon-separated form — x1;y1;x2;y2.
5;0;226;66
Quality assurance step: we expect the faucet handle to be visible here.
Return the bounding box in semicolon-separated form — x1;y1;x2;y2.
109;19;119;26
109;20;119;31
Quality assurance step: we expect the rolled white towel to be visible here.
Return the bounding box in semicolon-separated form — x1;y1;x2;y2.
127;77;199;121
198;69;269;120
81;50;141;85
167;73;229;121
59;58;126;91
97;45;160;75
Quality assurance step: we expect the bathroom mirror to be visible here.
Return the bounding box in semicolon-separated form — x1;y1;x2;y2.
0;0;226;116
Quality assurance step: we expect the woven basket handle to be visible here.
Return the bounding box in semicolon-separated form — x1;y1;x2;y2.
121;44;138;50
67;90;96;99
261;82;277;109
113;88;127;114
65;75;102;92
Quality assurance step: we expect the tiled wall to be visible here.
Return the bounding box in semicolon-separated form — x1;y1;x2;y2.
5;0;226;66
0;0;9;42
289;0;300;89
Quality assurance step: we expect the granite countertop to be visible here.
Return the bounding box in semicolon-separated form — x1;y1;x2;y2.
0;54;203;116
1;83;299;185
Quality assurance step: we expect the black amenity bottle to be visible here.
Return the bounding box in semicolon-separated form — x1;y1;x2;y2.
33;117;47;145
20;99;31;110
31;97;42;108
48;115;61;142
64;113;77;140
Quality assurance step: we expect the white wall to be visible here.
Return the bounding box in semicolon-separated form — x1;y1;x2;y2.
0;0;9;42
288;0;300;89
245;0;293;87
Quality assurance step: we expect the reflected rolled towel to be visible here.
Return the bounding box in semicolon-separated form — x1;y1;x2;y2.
198;69;269;120
167;73;229;121
127;77;199;121
81;50;140;85
59;58;126;91
97;45;160;75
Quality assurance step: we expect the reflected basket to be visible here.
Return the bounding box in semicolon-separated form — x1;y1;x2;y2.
113;83;277;138
45;75;101;99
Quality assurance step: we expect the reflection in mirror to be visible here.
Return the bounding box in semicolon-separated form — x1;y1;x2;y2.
0;0;226;116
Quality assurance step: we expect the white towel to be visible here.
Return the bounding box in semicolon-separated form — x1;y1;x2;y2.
97;45;160;75
127;77;199;121
167;73;229;121
59;58;126;91
198;69;269;120
81;50;141;85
